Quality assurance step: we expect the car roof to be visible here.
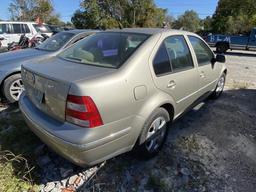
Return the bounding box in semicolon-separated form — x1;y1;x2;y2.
0;21;44;24
106;28;195;36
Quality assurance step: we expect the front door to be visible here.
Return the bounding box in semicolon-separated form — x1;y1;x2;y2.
188;36;222;95
151;35;200;116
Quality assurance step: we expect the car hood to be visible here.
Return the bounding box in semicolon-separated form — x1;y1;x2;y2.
0;48;50;66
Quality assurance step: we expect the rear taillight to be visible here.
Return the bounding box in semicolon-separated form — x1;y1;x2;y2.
65;95;103;128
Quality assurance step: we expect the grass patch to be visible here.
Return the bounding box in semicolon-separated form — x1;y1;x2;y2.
228;80;251;89
146;174;168;191
178;135;200;153
0;106;41;191
0;151;39;192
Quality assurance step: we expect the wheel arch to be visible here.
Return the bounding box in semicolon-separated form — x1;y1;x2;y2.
133;93;176;145
0;71;21;98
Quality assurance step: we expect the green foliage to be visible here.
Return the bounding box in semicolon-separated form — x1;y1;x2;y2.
201;16;213;32
0;108;40;192
71;0;167;29
212;0;256;34
0;151;39;192
173;10;201;32
8;0;62;25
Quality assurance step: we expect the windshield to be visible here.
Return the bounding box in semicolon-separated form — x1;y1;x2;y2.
58;32;150;68
36;32;74;51
33;24;52;33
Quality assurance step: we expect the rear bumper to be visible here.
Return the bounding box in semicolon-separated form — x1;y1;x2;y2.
19;93;138;167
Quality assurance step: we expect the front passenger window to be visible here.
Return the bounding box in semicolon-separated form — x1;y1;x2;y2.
188;36;214;66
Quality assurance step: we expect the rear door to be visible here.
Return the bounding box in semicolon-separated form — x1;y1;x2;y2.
188;35;221;94
151;35;200;115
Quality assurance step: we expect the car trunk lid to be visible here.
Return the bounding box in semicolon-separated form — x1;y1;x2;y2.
21;57;115;121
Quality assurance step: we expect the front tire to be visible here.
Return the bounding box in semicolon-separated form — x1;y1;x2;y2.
3;74;24;103
135;108;170;159
211;73;226;99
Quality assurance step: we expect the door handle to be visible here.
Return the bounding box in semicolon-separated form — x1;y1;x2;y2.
167;80;176;89
200;71;205;78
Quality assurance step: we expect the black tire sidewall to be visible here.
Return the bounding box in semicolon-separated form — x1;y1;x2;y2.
217;44;227;53
136;108;170;158
3;74;22;103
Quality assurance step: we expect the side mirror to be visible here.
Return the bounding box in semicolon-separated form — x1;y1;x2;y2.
211;54;226;64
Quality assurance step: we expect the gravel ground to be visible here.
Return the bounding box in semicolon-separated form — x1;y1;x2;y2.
0;50;256;192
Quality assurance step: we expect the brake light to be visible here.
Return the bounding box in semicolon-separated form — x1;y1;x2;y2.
65;95;103;128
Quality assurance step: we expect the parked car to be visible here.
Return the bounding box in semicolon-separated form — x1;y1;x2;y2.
0;30;98;103
19;28;226;167
0;21;53;48
204;27;256;53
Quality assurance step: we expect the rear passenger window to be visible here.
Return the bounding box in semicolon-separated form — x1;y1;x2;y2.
164;36;194;71
153;43;172;75
0;24;8;34
12;24;22;34
23;24;30;33
188;36;214;66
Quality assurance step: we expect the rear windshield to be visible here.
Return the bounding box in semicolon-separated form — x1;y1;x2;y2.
36;32;74;51
33;24;52;33
58;32;150;68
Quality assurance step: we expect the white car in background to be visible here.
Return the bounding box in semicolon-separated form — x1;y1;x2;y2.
0;21;53;48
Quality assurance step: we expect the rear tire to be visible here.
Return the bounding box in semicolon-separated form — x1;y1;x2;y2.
211;73;226;99
134;108;170;159
216;43;228;53
3;74;24;103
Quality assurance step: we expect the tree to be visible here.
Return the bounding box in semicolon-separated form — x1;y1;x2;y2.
9;0;37;21
164;15;175;28
212;0;256;34
173;10;201;32
201;16;213;32
71;0;167;29
8;0;62;24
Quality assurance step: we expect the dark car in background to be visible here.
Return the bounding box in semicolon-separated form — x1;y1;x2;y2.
205;28;256;53
0;29;98;103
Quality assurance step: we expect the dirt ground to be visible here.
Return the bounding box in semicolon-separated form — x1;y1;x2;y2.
0;50;256;192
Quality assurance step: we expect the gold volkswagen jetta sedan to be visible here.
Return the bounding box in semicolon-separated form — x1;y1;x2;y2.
19;28;226;167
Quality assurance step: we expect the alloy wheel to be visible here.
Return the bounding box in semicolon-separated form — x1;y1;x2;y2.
9;79;24;101
145;117;167;152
